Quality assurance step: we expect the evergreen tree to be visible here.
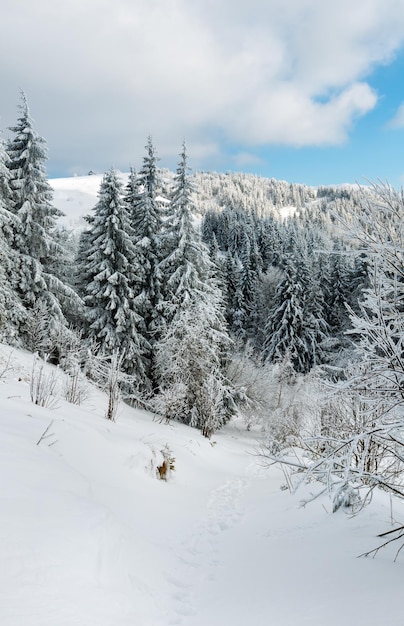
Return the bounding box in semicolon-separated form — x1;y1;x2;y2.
7;92;63;265
223;250;242;331
296;234;329;367
241;230;263;340
124;166;139;214
0;133;13;217
227;207;247;257
128;138;165;389
155;302;234;437
80;168;147;390
207;233;227;305
325;239;353;331
155;145;234;435
158;144;219;319
231;261;248;341
348;252;370;314
201;210;219;246
0;136;25;340
6;93;80;350
263;253;313;373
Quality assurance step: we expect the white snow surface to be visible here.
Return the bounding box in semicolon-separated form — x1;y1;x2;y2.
1;344;403;626
51;174;126;230
51;173;168;231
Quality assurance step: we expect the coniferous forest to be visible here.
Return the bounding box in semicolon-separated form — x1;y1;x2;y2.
2;94;404;514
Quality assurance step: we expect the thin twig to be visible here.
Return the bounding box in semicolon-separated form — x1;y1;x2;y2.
36;420;54;446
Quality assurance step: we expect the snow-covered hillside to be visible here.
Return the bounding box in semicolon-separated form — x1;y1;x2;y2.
50;171;310;230
50;171;365;240
1;344;403;626
51;174;118;230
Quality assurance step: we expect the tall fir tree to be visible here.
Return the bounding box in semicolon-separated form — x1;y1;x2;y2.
127;138;165;390
325;239;354;332
79;168;148;391
223;250;242;331
6;93;80;350
263;252;313;373
155;145;235;435
7;92;63;265
0;133;25;340
158;144;220;319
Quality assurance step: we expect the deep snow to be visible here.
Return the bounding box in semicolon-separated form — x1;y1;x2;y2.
51;173;112;231
0;344;403;626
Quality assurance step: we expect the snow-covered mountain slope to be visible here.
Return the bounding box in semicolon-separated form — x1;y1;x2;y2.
50;170;365;239
50;170;312;230
1;344;403;626
51;174;121;230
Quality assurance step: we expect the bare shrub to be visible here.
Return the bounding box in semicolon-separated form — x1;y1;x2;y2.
87;348;135;421
0;350;15;381
30;354;59;409
62;366;91;406
229;348;321;450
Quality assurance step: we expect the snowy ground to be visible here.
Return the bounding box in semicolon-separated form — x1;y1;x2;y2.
51;174;121;231
1;344;403;626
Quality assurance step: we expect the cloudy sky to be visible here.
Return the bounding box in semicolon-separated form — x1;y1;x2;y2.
2;0;404;186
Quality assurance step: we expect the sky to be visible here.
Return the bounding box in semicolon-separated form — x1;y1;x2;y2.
2;0;404;187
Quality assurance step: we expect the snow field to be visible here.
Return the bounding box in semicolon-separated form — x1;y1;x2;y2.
0;344;403;625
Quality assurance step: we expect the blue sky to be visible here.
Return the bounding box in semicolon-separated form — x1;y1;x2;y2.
1;0;404;188
251;50;404;187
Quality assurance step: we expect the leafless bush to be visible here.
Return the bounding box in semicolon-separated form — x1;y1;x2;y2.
0;350;15;381
87;348;135;421
30;354;59;409
62;366;91;406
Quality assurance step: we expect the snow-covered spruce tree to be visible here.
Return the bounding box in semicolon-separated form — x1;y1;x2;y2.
294;234;329;368
239;229;264;342
158;144;219;322
155;303;234;437
229;255;247;341
0;133;13;213
79;168;147;394
154;144;235;436
7;93;63;266
126;138;166;390
227;206;249;257
257;216;283;269
0;134;26;341
223;250;242;332
263;253;309;372
349;252;370;315
324;238;354;332
123;166;140;218
6;92;81;352
263;219;331;374
0;242;25;343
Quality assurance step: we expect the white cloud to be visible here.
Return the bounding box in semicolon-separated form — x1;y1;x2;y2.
232;152;264;168
1;0;404;173
388;103;404;128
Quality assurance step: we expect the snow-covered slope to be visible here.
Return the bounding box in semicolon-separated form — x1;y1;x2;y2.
0;344;403;626
51;174;116;230
49;171;309;231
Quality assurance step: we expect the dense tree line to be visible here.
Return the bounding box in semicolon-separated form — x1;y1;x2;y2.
201;193;369;374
